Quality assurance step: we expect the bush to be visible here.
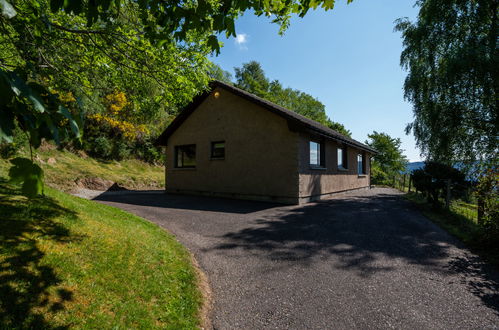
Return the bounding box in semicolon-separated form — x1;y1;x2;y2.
81;114;163;163
91;136;113;159
370;164;389;185
134;140;164;164
112;141;131;160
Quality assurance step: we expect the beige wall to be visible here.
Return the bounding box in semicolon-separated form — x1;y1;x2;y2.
165;87;300;203
298;133;371;202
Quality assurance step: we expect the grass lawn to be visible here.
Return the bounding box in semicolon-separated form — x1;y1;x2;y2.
404;191;498;267
0;180;201;328
0;147;164;192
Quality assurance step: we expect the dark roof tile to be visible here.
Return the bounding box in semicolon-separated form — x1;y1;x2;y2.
157;80;377;154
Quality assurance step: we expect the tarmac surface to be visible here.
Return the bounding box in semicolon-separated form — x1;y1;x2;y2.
95;188;499;329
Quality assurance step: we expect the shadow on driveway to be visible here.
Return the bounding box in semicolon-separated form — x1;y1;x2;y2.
213;192;499;316
94;190;281;214
94;188;499;324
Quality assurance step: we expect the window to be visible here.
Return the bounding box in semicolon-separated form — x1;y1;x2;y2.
337;146;348;169
310;140;325;167
175;144;196;168
358;153;366;175
211;141;225;159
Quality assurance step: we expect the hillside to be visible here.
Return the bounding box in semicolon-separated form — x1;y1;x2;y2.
0;145;164;193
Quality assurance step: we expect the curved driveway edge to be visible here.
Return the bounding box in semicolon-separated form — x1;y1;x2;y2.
95;188;499;329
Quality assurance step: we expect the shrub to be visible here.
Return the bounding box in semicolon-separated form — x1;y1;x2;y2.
91;136;113;159
370;164;389;185
112;141;131;161
134;140;164;164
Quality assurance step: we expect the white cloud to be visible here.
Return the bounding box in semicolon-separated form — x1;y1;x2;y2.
234;33;248;49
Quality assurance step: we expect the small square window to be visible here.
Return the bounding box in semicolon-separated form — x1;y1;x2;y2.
211;141;225;159
175;144;196;168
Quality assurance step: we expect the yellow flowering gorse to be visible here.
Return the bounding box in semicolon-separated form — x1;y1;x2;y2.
88;113;149;140
105;90;128;115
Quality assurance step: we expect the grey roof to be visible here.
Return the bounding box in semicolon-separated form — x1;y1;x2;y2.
157;80;377;154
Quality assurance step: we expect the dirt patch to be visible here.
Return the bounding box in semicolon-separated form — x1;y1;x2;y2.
190;254;213;330
38;140;57;152
75;177;114;191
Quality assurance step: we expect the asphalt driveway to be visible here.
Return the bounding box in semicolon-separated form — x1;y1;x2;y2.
95;188;499;329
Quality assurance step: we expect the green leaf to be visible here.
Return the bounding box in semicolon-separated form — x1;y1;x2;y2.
25;83;47;113
57;105;80;138
0;71;14;105
3;71;46;113
26;92;46;113
0;106;15;143
207;35;220;55
0;0;16;18
8;157;44;198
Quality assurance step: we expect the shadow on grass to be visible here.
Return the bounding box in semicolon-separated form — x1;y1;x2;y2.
0;181;81;328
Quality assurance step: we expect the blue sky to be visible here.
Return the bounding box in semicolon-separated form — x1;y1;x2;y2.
210;0;422;162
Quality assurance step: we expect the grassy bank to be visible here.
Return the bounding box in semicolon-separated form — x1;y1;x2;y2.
0;181;201;328
404;192;498;267
0;147;164;191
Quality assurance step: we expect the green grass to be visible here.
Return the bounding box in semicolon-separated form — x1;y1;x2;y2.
0;147;164;192
0;180;201;329
404;192;498;267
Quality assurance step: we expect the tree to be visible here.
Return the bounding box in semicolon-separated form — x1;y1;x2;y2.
233;61;351;136
46;0;352;54
365;131;408;184
395;0;498;164
411;162;466;208
325;120;352;137
208;64;233;85
235;61;271;97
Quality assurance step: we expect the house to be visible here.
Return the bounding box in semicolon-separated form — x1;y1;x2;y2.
156;81;376;204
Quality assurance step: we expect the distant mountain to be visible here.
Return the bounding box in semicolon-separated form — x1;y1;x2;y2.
404;162;425;174
403;161;481;181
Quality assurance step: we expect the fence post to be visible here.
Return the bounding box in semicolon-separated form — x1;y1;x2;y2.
408;176;412;193
402;175;406;191
477;197;485;225
445;179;451;210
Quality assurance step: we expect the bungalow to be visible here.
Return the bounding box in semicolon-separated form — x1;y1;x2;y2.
156;81;376;204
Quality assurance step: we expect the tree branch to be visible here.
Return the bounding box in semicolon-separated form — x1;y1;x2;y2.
49;22;109;35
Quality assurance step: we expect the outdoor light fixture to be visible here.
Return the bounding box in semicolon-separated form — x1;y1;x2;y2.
213;91;220;98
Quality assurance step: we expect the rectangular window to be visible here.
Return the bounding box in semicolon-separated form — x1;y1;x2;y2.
175;144;196;168
358;153;366;174
310;140;325;167
338;146;348;169
211;141;225;159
